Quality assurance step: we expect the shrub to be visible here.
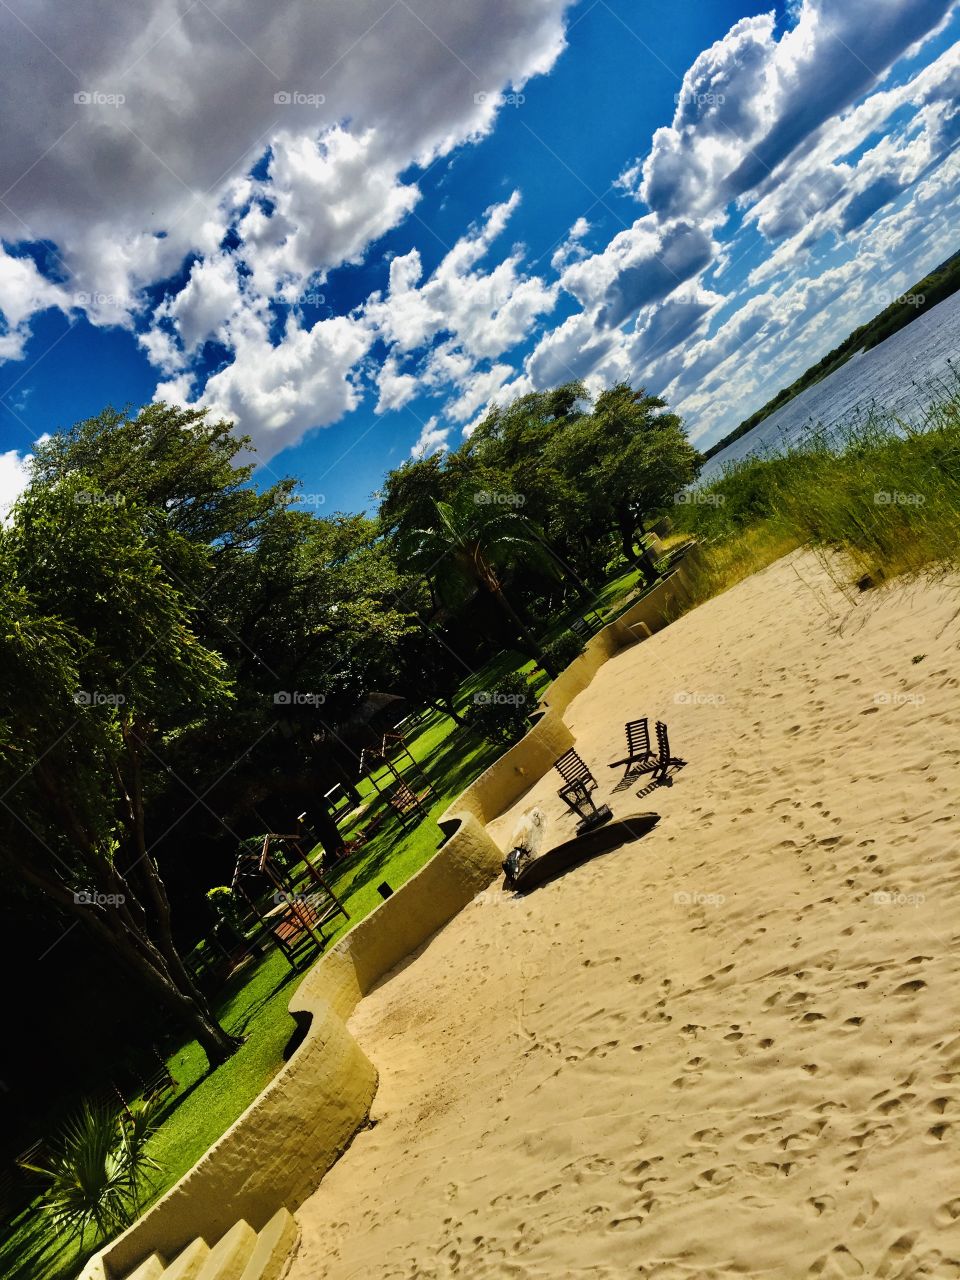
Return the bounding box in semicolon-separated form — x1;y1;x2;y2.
22;1097;162;1244
463;671;532;745
542;629;585;671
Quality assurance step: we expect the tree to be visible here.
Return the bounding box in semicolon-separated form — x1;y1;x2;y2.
0;475;242;1067
27;403;417;859
392;622;473;726
589;383;700;563
400;493;561;676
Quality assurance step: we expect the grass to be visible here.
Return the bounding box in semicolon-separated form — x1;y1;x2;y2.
3;559;648;1280
675;397;960;597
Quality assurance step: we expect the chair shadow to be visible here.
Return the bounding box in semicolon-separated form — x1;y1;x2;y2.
634;761;686;799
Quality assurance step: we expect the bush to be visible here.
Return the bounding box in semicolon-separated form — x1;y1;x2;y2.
22;1097;162;1244
463;672;533;745
542;629;585;671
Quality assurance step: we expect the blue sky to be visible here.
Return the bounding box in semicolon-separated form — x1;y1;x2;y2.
1;0;959;514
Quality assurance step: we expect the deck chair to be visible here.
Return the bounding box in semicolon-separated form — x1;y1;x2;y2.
651;719;686;787
608;717;658;791
387;779;430;828
570;611;605;641
553;748;598;814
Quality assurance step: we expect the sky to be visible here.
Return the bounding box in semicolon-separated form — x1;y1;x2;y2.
0;0;958;515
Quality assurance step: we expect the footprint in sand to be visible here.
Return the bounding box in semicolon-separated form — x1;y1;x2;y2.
934;1198;960;1227
695;1166;735;1189
690;1127;722;1146
807;1244;864;1276
807;1194;836;1215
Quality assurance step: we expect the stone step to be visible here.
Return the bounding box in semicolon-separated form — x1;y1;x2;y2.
160;1238;210;1280
194;1221;257;1280
126;1256;166;1280
238;1209;299;1280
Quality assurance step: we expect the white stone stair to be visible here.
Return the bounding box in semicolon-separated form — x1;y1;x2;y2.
114;1211;299;1280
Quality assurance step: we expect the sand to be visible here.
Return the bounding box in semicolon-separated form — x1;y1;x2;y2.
289;551;960;1279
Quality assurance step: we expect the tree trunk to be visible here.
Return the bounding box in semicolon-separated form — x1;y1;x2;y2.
616;505;639;565
311;802;347;862
428;694;465;726
10;849;243;1071
488;584;557;678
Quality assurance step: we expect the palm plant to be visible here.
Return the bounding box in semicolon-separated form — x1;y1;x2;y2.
22;1097;162;1244
401;494;561;675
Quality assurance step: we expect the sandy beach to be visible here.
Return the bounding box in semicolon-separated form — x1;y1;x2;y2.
289;551;960;1279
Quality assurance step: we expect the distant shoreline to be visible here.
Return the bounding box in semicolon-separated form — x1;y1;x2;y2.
702;248;960;461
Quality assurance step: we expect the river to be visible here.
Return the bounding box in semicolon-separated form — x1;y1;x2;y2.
701;286;960;480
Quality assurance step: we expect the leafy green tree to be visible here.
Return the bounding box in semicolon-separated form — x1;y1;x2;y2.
400;493;560;675
27;403;417;857
392;622;473;726
589;383;700;561
0;475;242;1066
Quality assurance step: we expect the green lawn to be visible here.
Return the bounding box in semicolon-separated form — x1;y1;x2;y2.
2;562;646;1280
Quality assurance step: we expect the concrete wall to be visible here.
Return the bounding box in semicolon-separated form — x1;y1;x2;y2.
85;551;702;1280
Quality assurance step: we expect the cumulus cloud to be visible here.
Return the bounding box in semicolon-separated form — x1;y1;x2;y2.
364;192;558;414
512;0;960;444
560;217;714;329
0;250;71;360
410;415;451;457
2;0;958;466
0;0;570;405
631;0;954;224
0;447;33;519
168;311;373;456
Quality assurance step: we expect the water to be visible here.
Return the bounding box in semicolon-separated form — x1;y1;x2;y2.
700;287;960;481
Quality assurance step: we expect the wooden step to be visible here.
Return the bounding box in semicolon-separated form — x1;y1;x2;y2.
195;1221;257;1280
239;1209;299;1280
160;1239;210;1280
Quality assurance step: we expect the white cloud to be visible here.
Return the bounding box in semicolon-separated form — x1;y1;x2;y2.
550;215;591;271
410;415;450;457
0;447;33;519
0;250;70;360
188;311;373;456
0;0;571;380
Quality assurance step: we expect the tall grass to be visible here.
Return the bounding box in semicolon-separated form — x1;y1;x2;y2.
676;394;960;591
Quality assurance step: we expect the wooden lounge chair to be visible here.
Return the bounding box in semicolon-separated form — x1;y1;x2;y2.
651;719;686;787
570;611;605;641
388;779;430;827
553;748;598;814
608;717;658;791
